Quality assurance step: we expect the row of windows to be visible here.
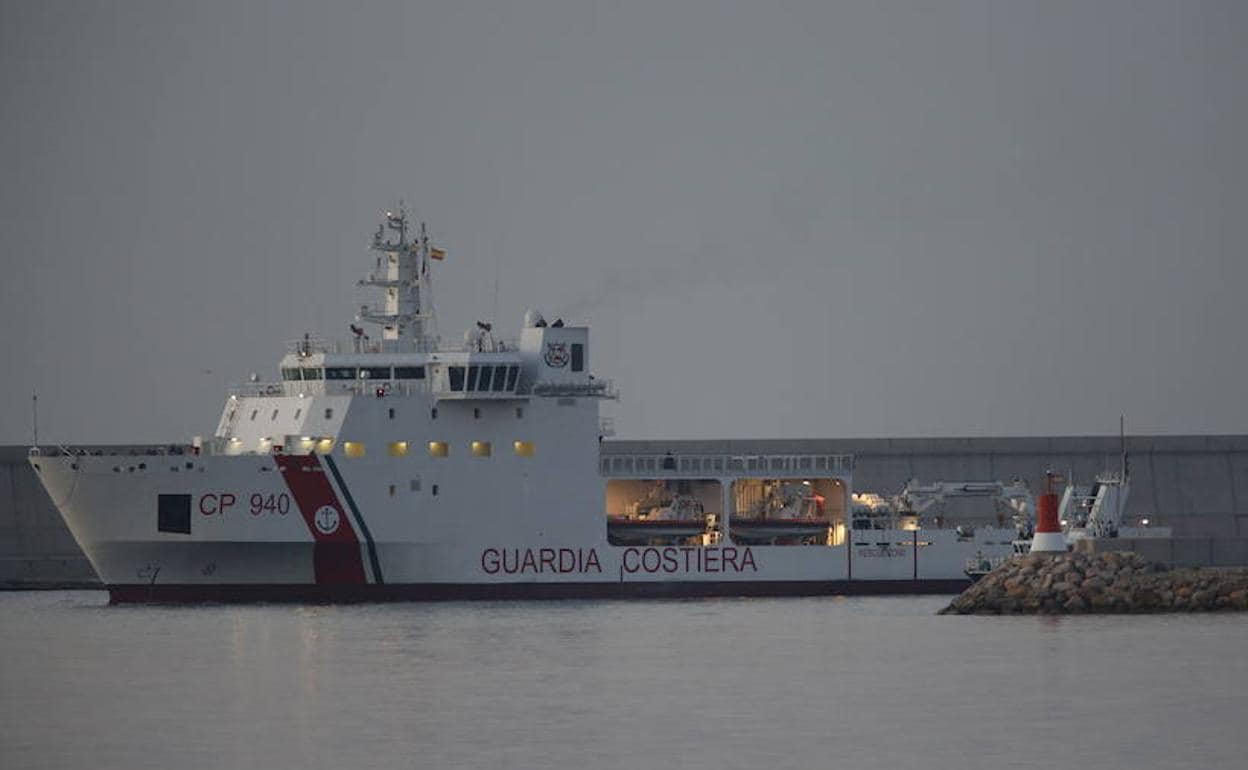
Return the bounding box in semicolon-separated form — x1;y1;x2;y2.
249;407;303;422
447;365;520;393
281;366;427;382
245;405;524;424
331;440;537;458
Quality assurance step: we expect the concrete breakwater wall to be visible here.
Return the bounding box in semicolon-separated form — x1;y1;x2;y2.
940;552;1248;614
1078;535;1248;568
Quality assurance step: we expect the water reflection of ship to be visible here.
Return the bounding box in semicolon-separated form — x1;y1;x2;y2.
608;481;712;544
730;480;829;543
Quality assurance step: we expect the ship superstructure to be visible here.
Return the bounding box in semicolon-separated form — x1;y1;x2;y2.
31;208;1022;602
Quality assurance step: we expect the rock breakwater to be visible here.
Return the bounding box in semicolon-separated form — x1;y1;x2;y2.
940;551;1248;615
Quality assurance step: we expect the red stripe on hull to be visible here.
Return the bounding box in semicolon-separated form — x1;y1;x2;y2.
273;455;366;584
107;579;971;604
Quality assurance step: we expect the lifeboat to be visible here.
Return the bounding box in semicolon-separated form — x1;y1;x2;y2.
608;495;708;544
730;484;828;543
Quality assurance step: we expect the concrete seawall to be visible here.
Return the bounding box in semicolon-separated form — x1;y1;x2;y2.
5;435;1248;587
1;447;99;587
1077;536;1248;568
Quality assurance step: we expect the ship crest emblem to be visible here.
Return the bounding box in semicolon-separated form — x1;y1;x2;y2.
313;505;341;535
544;342;569;368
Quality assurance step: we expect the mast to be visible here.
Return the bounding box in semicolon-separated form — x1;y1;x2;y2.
1118;414;1128;525
357;205;439;351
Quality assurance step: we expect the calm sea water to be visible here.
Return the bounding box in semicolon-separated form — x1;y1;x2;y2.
2;591;1246;770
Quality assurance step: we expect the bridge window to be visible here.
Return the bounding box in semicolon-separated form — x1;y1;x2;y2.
394;366;425;380
513;440;536;457
506;366;520;391
448;367;465;391
491;366;507;391
302;367;323;380
359;367;389;379
281;367;302;381
571;343;584;372
428;441;449;457
326;367;357;381
467;365;481;391
471;441;492;457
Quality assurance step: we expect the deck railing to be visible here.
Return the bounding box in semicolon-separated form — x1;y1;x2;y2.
600;453;854;477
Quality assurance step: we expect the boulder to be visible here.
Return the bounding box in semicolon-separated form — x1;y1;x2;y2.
940;553;1248;615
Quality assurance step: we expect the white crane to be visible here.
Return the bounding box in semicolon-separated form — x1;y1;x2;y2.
897;479;1035;535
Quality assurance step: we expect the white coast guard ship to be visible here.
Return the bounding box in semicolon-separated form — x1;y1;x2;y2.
31;209;1021;602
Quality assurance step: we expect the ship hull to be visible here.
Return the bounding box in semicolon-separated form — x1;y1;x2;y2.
107;578;972;604
31;451;1017;604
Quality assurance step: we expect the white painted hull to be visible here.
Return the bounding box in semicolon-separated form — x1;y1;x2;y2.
32;451;1020;602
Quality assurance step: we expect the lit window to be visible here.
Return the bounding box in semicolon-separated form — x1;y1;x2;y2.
513;440;535;457
471;441;492;457
343;442;365;458
388;441;409;457
315;439;334;455
428;441;449;458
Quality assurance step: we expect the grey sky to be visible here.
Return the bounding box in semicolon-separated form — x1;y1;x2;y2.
2;1;1246;443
